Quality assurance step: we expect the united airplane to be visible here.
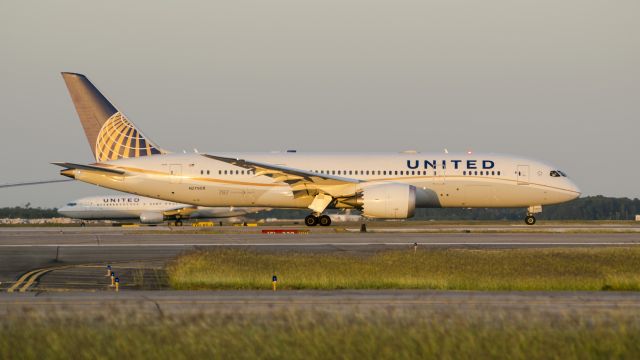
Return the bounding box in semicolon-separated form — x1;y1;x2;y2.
55;73;580;226
58;195;268;226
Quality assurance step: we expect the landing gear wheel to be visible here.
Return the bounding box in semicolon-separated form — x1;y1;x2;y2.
525;215;536;225
304;215;319;226
319;215;332;227
175;220;183;226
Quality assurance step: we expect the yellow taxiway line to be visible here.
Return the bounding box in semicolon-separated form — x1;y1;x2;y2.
7;266;71;293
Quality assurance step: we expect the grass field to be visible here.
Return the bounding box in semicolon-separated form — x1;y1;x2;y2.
2;308;639;359
168;247;640;291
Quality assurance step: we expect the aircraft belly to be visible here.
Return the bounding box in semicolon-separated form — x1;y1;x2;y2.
413;179;550;208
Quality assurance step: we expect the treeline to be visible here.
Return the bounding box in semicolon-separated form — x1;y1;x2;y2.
251;196;640;221
413;196;640;220
0;206;61;219
0;196;638;220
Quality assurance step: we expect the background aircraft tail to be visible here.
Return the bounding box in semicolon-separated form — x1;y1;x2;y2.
61;72;166;162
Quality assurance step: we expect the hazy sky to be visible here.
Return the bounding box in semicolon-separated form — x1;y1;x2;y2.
1;0;638;207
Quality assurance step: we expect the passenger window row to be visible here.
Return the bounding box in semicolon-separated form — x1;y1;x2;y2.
463;170;501;176
219;170;255;175
205;169;503;177
310;170;433;176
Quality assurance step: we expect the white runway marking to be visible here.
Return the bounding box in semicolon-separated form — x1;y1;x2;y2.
0;242;638;247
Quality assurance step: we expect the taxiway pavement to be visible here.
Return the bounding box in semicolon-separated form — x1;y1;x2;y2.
0;226;638;292
2;290;639;316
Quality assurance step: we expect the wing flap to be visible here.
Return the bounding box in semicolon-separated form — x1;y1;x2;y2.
202;154;361;201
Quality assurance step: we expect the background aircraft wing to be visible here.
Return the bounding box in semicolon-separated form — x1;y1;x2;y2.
0;179;74;189
162;206;198;218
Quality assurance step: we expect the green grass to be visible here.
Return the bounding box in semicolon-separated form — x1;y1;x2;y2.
168;247;640;291
2;308;639;359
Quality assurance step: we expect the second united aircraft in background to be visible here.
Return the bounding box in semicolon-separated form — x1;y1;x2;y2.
58;194;268;226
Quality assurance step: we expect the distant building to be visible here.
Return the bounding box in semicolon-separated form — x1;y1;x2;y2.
0;217;80;225
636;215;640;221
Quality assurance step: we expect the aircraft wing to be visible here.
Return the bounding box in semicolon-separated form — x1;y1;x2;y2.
203;154;360;185
0;179;74;189
202;154;361;201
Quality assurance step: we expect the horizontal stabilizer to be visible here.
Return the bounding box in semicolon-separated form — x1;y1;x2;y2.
52;162;126;175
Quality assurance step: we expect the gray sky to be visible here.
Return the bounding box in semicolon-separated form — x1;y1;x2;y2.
1;0;638;207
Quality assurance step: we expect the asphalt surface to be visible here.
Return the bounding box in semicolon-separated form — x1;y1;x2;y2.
0;225;639;293
2;290;639;316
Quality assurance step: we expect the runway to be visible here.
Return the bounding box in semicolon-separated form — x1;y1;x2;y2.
0;226;639;292
1;290;639;316
1;225;639;247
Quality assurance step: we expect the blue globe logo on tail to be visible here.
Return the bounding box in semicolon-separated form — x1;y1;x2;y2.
95;112;164;162
61;72;167;162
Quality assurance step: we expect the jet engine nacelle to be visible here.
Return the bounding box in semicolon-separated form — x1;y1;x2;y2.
360;183;416;219
139;212;164;224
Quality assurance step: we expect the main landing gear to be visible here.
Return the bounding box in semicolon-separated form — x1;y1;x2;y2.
305;214;332;227
525;215;536;225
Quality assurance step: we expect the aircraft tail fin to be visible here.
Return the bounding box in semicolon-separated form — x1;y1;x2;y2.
61;72;166;162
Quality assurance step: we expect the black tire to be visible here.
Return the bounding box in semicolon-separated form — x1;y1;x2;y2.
305;215;319;226
525;215;536;225
319;215;332;227
175;220;183;226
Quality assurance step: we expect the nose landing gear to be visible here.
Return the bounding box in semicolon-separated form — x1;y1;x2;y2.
524;205;542;225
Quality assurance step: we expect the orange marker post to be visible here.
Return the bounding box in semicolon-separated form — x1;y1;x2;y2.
114;277;120;292
110;272;115;287
272;275;278;291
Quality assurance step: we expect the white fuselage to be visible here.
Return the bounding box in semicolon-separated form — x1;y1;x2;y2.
65;152;580;211
58;194;267;220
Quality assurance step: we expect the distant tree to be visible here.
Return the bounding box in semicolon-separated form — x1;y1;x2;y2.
0;207;59;219
2;196;639;221
247;196;640;221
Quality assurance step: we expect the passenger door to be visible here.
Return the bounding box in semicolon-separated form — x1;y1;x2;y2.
432;168;445;185
517;165;529;185
169;164;182;184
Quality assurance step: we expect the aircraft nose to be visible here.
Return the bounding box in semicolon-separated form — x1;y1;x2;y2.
567;180;581;200
58;206;70;216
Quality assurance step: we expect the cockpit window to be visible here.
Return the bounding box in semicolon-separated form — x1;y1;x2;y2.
66;202;77;206
550;170;567;177
558;170;567;177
